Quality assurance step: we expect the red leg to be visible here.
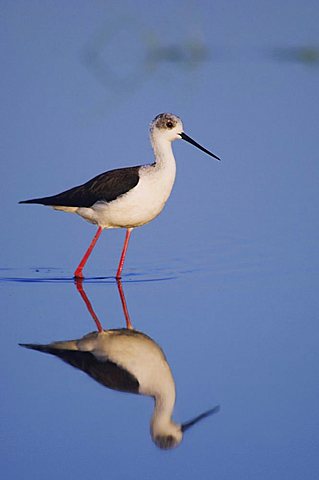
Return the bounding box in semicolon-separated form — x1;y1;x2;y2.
74;226;103;278
75;278;103;333
116;228;133;279
117;279;133;330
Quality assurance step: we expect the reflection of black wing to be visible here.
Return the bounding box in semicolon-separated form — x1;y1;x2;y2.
19;166;141;208
20;344;140;394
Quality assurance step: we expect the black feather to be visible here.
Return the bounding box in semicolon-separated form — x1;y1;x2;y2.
19;343;140;394
19;166;141;208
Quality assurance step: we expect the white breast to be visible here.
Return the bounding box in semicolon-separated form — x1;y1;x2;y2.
77;161;176;229
77;331;175;396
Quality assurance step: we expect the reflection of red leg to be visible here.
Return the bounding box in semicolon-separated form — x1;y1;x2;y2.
75;278;103;333
74;226;103;278
117;279;133;330
116;228;133;279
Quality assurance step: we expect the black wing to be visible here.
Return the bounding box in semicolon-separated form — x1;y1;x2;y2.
19;166;141;208
20;343;140;394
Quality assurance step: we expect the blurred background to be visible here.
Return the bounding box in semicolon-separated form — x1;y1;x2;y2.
1;1;319;478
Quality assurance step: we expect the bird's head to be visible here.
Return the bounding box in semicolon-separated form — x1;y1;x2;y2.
150;112;220;160
151;420;183;450
150;113;184;142
150;405;220;450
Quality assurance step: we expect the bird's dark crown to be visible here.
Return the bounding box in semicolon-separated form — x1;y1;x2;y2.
151;113;180;131
153;433;180;450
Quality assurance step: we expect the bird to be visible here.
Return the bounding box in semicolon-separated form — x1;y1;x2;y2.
19;113;220;279
20;329;220;449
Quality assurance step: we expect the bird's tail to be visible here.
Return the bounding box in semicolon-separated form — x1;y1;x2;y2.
19;197;54;205
19;340;78;354
19;343;56;354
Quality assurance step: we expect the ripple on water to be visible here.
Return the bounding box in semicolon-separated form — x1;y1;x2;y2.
0;235;269;285
0;267;180;284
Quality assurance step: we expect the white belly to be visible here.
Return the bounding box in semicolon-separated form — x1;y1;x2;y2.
76;163;176;229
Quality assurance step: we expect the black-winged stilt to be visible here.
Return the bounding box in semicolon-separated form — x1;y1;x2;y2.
20;281;220;449
19;113;220;278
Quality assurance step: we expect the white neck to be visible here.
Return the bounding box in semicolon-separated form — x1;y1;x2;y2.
151;388;176;434
150;132;176;168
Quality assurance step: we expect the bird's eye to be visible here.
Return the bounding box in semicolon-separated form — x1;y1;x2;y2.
166;121;173;129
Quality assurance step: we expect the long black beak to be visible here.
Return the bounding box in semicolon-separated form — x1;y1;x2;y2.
181;405;220;432
180;132;221;161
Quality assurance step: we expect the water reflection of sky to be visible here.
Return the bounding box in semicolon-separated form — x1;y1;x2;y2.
1;1;319;479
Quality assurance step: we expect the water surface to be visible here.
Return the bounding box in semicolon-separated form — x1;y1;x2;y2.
1;1;319;479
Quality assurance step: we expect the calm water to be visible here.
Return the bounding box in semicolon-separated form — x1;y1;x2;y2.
1;1;319;479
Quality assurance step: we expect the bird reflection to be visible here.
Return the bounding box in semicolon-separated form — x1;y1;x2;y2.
20;279;219;449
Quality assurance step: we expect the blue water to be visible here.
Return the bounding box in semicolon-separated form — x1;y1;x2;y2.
1;1;319;479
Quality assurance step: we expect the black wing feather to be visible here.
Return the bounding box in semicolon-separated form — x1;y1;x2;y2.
20;343;140;394
19;166;141;208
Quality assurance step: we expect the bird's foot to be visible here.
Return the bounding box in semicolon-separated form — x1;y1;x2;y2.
73;269;84;280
